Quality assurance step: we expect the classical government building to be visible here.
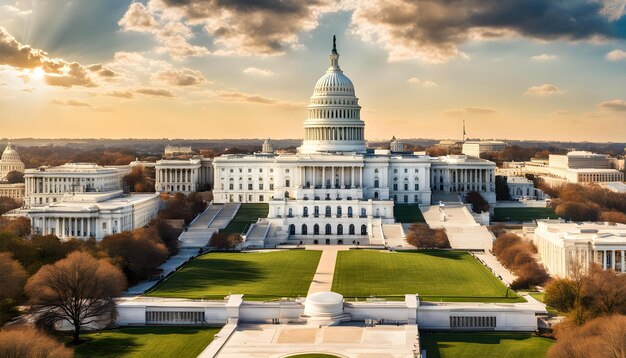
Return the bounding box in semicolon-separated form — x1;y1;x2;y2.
154;39;497;244
531;220;626;278
8;162;160;239
0;143;25;203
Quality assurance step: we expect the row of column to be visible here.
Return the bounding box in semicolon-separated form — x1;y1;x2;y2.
433;168;494;192
597;249;626;272
157;168;196;184
308;108;359;119
298;166;363;188
33;217;97;238
305;127;363;141
579;172;623;182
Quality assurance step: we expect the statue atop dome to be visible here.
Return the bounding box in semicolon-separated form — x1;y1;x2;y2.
332;35;337;54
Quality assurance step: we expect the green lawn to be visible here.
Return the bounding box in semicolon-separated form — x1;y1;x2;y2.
332;250;523;302
146;250;321;300
420;332;554;358
492;207;558;222
394;204;426;223
221;203;269;234
73;327;220;358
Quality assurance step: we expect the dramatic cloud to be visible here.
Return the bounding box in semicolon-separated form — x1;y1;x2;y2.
105;90;134;99
531;54;558;61
0;27;98;88
443;107;499;117
50;99;91;107
118;3;209;59
135;87;176;97
243;67;275;76
525;84;564;95
606;49;626;60
153;68;207;86
407;77;437;87
139;0;333;56
215;90;302;108
596;99;626;111
88;64;119;78
347;0;626;63
3;4;32;16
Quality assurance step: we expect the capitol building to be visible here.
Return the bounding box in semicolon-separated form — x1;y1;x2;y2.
155;39;497;245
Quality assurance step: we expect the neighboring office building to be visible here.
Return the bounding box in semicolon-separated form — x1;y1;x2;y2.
23;163;131;206
532;220;626;278
462;141;507;158
505;176;546;200
7;162;159;240
0;183;25;203
507;151;624;186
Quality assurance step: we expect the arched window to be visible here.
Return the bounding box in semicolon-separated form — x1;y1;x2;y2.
288;208;293;217
289;224;295;235
314;224;320;235
314;206;320;216
337;224;343;235
361;225;367;235
336;206;342;216
374;168;379;173
374;191;379;199
301;224;308;235
325;224;332;235
303;207;309;217
349;224;355;235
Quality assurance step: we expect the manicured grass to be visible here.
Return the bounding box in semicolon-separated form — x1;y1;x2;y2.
393;204;426;223
147;250;322;300
526;292;566;316
332;250;523;302
221;203;269;234
492;207;558;222
420;332;554;358
73;327;220;358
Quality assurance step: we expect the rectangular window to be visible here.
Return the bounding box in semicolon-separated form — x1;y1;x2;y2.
404;168;408;173
415;183;419;190
404;183;408;190
259;195;264;201
248;184;253;190
239;183;243;190
229;184;234;190
248;169;252;173
259;184;264;190
270;183;274;190
393;184;398;190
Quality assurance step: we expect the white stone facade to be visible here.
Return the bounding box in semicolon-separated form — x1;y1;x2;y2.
24;163;130;206
532;220;626;277
0;183;25;203
19;190;160;240
155;157;212;194
462;141;506;158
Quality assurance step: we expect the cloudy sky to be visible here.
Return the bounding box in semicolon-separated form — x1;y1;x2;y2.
0;0;625;141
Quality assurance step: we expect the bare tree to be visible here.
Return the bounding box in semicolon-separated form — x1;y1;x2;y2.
25;251;126;344
0;326;73;358
0;253;27;323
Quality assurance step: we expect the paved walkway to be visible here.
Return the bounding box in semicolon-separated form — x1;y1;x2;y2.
306;246;349;295
216;323;419;358
473;251;518;286
421;204;494;250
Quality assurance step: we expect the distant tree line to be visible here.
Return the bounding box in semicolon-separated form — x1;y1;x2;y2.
538;181;626;223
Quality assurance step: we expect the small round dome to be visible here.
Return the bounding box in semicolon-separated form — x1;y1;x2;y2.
304;291;344;317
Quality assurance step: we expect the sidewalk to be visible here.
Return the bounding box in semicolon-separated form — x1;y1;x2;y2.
473;251;518;286
306;246;349;295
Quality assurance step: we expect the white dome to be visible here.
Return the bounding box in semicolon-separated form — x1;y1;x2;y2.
299;36;366;154
1;143;21;162
313;71;355;96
